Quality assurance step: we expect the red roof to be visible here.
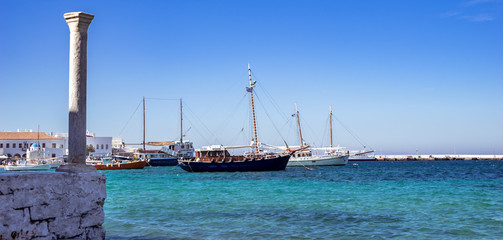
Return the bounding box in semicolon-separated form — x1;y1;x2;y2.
0;132;62;140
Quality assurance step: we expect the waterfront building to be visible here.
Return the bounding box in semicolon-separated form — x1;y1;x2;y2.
0;130;65;159
55;131;113;157
0;130;114;159
86;131;113;157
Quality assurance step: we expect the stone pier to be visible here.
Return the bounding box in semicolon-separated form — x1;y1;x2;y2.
0;172;106;239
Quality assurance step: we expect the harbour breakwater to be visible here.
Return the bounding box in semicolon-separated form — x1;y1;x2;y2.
0;172;106;239
374;154;503;161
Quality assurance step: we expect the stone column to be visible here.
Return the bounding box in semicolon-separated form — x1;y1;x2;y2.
57;12;96;173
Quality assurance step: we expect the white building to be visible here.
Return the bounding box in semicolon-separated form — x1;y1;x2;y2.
0;131;65;159
86;132;113;157
55;131;113;157
0;130;114;159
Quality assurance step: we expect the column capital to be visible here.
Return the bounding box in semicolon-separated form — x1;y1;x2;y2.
64;12;94;32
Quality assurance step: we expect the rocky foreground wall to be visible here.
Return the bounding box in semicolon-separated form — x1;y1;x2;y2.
0;172;106;239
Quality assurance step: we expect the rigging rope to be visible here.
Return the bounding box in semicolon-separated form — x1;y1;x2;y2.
333;115;372;150
253;91;287;143
118;99;143;137
214;92;248;139
183;101;221;145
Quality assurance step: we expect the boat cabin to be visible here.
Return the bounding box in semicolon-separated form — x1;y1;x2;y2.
160;140;195;159
194;145;245;162
196;149;231;158
135;150;169;160
293;150;313;158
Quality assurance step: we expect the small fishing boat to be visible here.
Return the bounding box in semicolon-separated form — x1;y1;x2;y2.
287;105;349;167
178;65;290;172
25;142;66;169
348;149;376;161
91;158;147;170
4;160;52;171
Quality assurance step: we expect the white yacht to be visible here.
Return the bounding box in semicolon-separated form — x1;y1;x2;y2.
287;105;349;167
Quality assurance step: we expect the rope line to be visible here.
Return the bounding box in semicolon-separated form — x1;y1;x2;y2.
118;99;143;137
253;91;286;142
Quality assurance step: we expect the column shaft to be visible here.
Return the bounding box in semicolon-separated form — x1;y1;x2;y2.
57;12;96;173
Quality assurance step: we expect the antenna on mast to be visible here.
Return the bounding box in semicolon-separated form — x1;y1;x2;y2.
295;103;304;148
180;98;183;142
248;63;259;154
143;96;146;151
330;105;333;148
37;125;40;161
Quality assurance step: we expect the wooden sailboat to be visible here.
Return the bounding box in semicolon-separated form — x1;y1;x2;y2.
178;65;291;172
287;105;349;167
135;96;178;166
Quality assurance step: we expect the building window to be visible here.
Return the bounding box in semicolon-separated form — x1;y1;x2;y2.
101;144;104;149
0;143;3;148
19;143;22;148
52;143;56;148
6;143;9;148
42;143;46;148
60;144;64;148
106;144;109;149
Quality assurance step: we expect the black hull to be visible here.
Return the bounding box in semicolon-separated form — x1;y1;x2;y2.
178;155;290;172
148;157;179;166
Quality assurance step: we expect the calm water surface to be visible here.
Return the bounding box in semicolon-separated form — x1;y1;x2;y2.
103;161;503;239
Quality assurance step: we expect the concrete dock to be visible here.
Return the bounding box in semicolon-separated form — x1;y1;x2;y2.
375;154;503;161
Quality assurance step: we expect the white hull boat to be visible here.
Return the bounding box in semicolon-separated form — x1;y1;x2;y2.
286;104;349;167
288;154;349;167
4;163;52;171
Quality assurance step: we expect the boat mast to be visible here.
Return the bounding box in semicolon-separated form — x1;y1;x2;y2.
248;64;259;154
37;125;40;161
295;104;304;148
143;96;146;151
180;98;183;142
330;105;333;148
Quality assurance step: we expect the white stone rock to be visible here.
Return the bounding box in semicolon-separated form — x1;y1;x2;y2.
0;172;106;240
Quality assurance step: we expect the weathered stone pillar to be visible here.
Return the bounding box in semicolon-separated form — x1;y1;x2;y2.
57;12;96;173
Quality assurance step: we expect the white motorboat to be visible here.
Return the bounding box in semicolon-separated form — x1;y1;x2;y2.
288;149;349;166
4;160;52;171
287;105;349;167
349;149;376;161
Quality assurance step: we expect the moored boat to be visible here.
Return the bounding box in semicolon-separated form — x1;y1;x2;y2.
288;149;349;167
135;149;178;166
92;158;147;170
178;65;291;172
4;160;52;171
348;150;376;161
287;105;349;167
179;145;290;172
119;98;195;167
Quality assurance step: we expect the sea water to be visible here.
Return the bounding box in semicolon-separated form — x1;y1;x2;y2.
103;161;503;239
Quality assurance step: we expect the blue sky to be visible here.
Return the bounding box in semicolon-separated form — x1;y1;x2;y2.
1;0;502;154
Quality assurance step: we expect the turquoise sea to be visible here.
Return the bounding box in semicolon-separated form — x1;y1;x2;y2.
103;161;503;239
